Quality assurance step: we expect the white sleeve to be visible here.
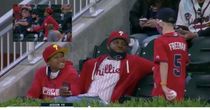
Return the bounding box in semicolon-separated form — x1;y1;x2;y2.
176;0;188;27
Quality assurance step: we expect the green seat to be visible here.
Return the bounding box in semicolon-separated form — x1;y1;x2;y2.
37;5;48;12
185;73;210;100
51;5;61;13
133;74;154;97
93;39;108;58
140;39;154;61
187;37;210;73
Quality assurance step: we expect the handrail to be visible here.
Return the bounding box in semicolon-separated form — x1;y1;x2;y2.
0;0;103;77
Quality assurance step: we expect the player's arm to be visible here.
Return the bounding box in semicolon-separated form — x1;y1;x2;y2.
160;62;168;88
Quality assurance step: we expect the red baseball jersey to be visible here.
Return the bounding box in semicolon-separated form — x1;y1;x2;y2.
152;32;189;100
33;15;59;38
27;61;80;99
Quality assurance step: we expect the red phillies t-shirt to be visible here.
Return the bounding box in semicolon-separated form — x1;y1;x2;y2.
152;32;189;100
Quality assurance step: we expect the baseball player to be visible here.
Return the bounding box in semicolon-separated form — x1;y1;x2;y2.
29;7;59;41
152;8;189;101
176;0;210;39
27;44;80;99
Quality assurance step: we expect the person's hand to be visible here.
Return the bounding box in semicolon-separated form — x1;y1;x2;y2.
142;19;157;28
15;21;20;26
139;18;148;28
27;27;33;32
59;86;72;97
162;86;177;101
176;29;198;40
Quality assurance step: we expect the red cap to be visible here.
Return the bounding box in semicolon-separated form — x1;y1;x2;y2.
107;31;129;46
45;7;53;15
43;44;67;62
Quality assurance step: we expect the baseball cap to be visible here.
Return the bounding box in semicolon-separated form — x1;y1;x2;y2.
45;7;53;15
107;31;129;46
156;8;176;24
43;44;67;62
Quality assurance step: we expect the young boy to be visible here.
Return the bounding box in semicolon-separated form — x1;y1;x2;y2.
152;8;189;101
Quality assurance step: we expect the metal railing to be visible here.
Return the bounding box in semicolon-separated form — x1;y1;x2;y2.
0;0;102;77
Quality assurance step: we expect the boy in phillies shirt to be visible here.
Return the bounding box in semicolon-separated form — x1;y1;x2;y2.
152;8;189;101
27;44;80;99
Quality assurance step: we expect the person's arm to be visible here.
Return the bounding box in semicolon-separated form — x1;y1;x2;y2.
16;21;29;26
68;66;81;96
197;27;210;37
48;16;59;30
27;69;42;99
160;62;168;88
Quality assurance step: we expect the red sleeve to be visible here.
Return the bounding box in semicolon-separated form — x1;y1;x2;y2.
33;24;44;32
154;38;168;63
68;66;81;96
79;60;94;94
47;16;59;30
27;69;42;99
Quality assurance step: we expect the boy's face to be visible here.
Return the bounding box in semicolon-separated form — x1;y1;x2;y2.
47;52;65;72
21;9;30;18
108;39;128;53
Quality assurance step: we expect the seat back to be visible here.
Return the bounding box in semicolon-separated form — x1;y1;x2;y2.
185;73;210;100
133;74;154;97
187;37;210;73
139;39;154;61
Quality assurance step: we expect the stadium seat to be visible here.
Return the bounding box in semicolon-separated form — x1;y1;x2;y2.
187;37;210;73
92;38;108;58
51;4;61;13
132;74;154;98
185;73;210;100
139;39;154;61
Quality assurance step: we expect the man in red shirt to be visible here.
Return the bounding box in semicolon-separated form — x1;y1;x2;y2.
30;7;59;41
152;8;189;101
27;44;80;99
54;31;153;104
79;31;153;103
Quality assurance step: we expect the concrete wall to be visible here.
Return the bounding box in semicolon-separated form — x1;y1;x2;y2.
0;0;137;102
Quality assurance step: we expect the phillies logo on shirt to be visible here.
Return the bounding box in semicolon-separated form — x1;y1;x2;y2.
184;13;191;22
42;87;60;96
95;64;120;76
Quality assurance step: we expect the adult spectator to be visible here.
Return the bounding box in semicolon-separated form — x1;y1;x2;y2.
14;7;32;40
55;31;153;104
176;0;210;39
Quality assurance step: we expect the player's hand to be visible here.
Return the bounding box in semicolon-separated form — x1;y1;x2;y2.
162;86;177;101
59;86;72;97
